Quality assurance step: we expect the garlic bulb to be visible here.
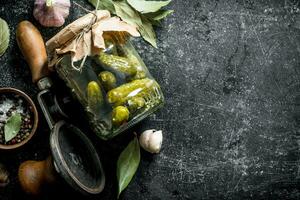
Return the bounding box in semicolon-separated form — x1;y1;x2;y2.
33;0;71;27
139;130;163;154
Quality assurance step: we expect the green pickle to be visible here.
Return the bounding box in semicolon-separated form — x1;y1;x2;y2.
133;70;146;80
112;106;130;126
87;81;103;111
127;97;145;112
107;78;157;104
126;54;146;80
104;39;118;55
98;71;117;91
98;51;137;77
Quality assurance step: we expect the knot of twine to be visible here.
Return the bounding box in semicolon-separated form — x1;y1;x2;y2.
72;1;100;72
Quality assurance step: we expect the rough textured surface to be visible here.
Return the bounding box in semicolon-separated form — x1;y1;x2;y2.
0;0;300;199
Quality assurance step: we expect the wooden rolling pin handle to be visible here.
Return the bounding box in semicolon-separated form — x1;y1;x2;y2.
18;156;57;195
16;21;50;83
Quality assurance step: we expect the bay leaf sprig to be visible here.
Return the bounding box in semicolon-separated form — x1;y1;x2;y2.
4;113;22;142
0;18;10;56
89;0;173;47
127;0;171;13
116;136;140;198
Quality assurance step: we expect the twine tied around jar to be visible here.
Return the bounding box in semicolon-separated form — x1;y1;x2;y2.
46;1;140;72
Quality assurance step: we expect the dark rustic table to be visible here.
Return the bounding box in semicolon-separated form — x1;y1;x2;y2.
0;0;300;199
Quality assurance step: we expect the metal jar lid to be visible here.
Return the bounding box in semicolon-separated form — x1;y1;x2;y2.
50;121;105;195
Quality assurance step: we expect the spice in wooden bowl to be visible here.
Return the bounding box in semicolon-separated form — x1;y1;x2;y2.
0;88;38;149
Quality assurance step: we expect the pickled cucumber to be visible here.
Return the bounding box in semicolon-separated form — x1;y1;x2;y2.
127;55;146;80
104;40;118;55
98;51;137;77
87;81;103;111
112;106;130;126
98;71;117;91
107;78;157;104
127;97;145;112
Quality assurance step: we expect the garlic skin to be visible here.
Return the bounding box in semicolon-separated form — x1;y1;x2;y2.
33;0;71;27
139;130;163;154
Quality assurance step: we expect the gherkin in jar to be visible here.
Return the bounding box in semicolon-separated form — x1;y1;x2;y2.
87;81;103;112
127;97;145;112
112;106;130;126
126;54;147;81
107;78;158;104
98;71;117;92
98;51;137;77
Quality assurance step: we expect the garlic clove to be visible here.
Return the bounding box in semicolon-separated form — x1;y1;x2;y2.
149;130;163;153
139;130;163;154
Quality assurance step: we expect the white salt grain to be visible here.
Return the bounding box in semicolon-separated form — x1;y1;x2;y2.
0;97;26;122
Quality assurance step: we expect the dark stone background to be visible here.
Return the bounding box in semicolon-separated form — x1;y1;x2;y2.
0;0;300;199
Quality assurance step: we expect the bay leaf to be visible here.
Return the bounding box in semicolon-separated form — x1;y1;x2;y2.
4;113;22;142
0;18;10;56
138;16;157;48
89;0;116;14
114;1;157;47
113;0;142;26
117;136;140;198
127;0;171;14
145;9;174;21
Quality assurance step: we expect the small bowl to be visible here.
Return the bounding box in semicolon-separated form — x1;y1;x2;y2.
0;88;38;150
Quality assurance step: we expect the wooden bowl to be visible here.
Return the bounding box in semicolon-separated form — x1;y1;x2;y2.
0;88;38;150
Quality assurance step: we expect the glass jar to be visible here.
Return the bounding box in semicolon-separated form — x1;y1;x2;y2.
55;32;164;140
